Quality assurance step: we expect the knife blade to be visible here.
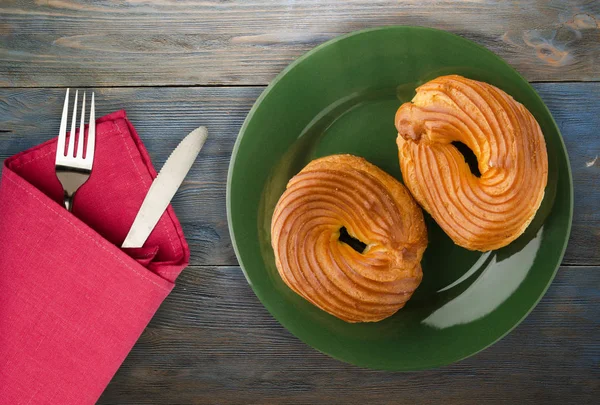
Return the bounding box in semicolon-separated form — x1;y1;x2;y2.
121;127;208;248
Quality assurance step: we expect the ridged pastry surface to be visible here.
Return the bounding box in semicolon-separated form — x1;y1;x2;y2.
271;154;427;323
396;75;548;251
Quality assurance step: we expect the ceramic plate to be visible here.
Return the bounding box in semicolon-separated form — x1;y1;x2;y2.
227;27;573;370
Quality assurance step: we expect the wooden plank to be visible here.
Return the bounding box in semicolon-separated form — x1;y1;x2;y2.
97;265;599;404
1;0;599;87
0;84;598;266
540;83;600;266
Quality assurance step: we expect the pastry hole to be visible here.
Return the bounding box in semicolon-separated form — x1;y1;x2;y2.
339;227;367;253
452;141;481;177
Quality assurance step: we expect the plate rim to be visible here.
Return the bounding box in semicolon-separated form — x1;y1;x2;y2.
226;25;574;370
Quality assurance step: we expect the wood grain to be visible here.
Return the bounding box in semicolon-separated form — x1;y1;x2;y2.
0;84;598;265
95;265;599;405
1;0;599;87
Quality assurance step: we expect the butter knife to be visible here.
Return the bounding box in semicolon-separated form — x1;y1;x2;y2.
121;127;208;248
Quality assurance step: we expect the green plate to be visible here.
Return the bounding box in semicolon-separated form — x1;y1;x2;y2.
227;27;573;370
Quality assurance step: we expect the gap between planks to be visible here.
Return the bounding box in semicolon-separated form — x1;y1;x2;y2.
0;80;599;90
193;265;597;270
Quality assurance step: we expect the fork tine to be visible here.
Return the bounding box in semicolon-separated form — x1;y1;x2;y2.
86;92;95;161
76;92;86;158
57;88;69;158
67;90;78;157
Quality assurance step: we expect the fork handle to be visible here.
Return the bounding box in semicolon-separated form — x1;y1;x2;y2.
63;193;74;212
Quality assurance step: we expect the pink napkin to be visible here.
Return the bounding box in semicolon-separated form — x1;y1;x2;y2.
0;110;190;404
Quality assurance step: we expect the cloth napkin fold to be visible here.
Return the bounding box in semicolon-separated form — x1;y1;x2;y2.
0;110;190;404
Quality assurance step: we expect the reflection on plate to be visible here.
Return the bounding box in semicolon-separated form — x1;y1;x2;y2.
423;227;542;329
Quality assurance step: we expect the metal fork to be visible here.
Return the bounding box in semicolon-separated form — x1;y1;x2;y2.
55;89;96;212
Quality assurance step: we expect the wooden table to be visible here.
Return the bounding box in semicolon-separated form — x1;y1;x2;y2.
1;1;598;404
